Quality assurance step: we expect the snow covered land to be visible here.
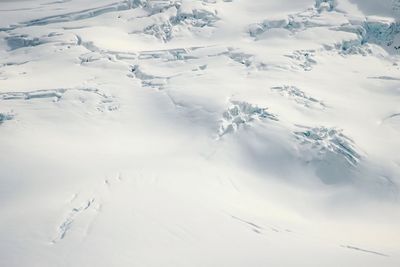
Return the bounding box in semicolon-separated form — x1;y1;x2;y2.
0;0;400;266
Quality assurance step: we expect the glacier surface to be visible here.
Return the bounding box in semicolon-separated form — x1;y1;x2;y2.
0;0;400;266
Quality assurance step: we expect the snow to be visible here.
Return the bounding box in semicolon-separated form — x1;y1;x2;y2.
0;0;400;266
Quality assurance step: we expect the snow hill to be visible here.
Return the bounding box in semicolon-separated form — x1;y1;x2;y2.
0;0;400;266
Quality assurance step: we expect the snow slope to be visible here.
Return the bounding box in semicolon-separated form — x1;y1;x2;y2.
0;0;400;266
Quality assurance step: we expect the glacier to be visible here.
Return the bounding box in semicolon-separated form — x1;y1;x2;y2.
0;0;400;266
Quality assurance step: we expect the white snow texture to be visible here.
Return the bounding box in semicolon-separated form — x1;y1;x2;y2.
0;0;400;266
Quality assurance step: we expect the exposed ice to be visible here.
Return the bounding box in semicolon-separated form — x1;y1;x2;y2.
22;0;149;27
271;85;326;109
53;198;95;243
143;6;219;42
0;89;66;101
0;88;119;112
362;20;400;47
0;112;14;124
315;0;337;12
285;50;317;71
248;0;338;39
294;126;360;166
129;64;169;89
6;35;46;50
333;18;400;53
225;49;254;67
138;47;198;61
219;101;277;136
248;0;399;55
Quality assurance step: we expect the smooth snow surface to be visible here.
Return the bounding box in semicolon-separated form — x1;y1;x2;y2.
0;0;400;266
